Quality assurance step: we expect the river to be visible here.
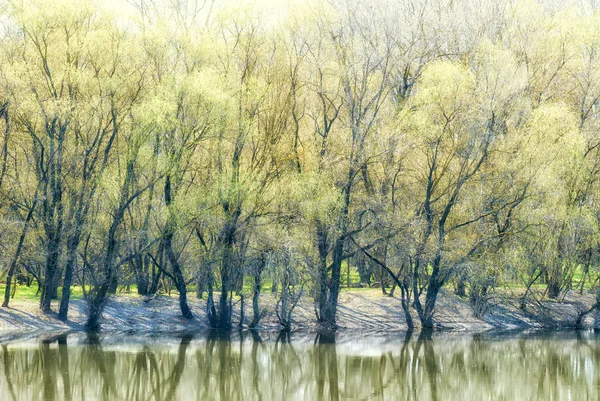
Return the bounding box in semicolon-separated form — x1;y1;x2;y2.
0;330;598;400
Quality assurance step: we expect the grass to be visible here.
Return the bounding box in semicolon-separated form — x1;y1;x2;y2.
497;265;596;293
0;282;89;303
0;283;40;302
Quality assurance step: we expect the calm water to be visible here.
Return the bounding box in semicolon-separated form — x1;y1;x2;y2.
0;330;599;400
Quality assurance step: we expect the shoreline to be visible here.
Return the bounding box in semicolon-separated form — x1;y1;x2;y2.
0;289;598;343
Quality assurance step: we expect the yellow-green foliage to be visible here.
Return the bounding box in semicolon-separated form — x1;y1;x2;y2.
3;0;600;316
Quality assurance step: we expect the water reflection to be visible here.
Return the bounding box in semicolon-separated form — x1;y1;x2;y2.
0;330;599;400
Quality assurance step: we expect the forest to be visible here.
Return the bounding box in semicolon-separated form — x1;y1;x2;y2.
0;0;599;332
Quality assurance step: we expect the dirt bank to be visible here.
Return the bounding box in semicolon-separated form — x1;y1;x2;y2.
0;289;598;342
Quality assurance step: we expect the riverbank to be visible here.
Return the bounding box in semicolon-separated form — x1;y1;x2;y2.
0;289;598;342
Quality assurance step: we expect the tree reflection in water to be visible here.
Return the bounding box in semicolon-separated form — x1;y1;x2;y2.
0;331;599;400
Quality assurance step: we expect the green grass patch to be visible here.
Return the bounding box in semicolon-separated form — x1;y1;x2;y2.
0;283;40;302
0;282;90;303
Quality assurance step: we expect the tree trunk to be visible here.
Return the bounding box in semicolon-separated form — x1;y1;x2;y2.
163;175;193;319
164;240;193;319
39;123;66;313
87;211;122;331
3;201;35;308
212;205;240;329
546;266;562;299
249;255;266;328
380;264;388;295
455;275;467;297
108;271;118;294
422;283;441;329
149;248;162;294
322;174;352;328
400;283;414;330
206;270;217;326
217;241;233;329
422;257;444;329
58;238;78;320
87;281;110;332
40;233;61;313
356;254;371;286
316;222;329;322
196;269;207;299
87;155;139;330
134;256;148;295
322;236;344;327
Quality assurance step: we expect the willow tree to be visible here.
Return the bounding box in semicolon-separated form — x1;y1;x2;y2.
397;62;497;328
503;6;598;299
3;1;96;312
134;0;218;320
54;7;147;320
86;95;160;330
190;7;294;329
545;12;600;296
1;0;151;318
288;0;395;328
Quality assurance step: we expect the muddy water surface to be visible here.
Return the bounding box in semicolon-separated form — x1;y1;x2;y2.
0;330;599;400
